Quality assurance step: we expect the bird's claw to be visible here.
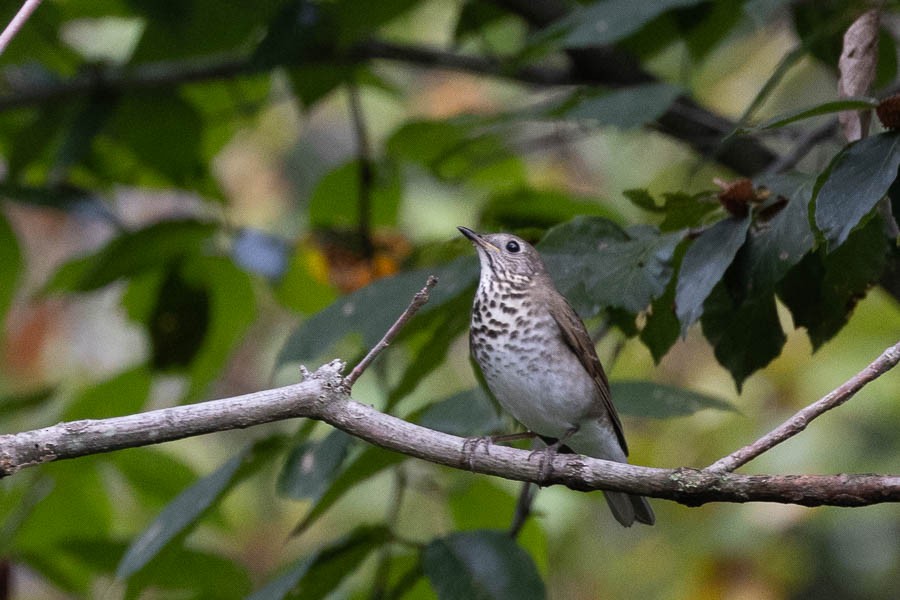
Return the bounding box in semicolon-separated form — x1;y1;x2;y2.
461;436;493;470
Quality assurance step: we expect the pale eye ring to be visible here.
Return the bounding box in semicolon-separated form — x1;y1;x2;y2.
505;240;520;253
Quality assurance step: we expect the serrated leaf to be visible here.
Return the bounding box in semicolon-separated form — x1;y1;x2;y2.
558;83;681;129
815;131;900;249
417;388;503;437
277;429;354;500
277;259;477;367
700;283;786;391
734;174;815;294
423;530;545;600
610;381;737;418
778;214;888;349
540;217;682;316
116;436;285;579
551;0;706;48
290;446;405;537
675;214;751;335
42;219;217;294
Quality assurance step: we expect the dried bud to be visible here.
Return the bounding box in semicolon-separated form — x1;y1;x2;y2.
714;178;762;217
876;94;900;130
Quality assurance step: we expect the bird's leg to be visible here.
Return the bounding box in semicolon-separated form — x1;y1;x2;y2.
461;431;539;470
529;426;579;485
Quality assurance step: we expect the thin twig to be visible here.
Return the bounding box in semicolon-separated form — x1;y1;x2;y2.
508;481;536;539
707;340;900;473
0;0;43;55
343;276;439;388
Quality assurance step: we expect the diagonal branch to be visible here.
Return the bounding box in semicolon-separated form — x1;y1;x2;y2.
707;340;900;473
0;0;43;55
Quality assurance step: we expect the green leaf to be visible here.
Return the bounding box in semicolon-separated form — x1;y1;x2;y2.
558;83;682;129
125;545;252;600
815;131;900;250
290;446;405;536
778;215;888;350
640;241;686;363
610;381;737;418
308;159;401;229
277;259;477;367
51;95;118;181
274;244;339;314
455;1;510;41
247;555;318;600
146;266;211;371
386;119;525;188
417;388;504;437
111;448;199;512
0;210;23;333
423;530;545;600
675;214;751;335
540;217;683;316
62;365;152;421
116;436;285;579
551;0;706;48
735;173;815;293
479;187;616;231
737;97;879;134
277;429;354;500
700;283;786;391
253;0;339;68
287;526;390;599
625;189;720;231
42;219;217;294
180;255;257;400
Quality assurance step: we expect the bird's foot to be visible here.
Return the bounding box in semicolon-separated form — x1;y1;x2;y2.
527;427;579;486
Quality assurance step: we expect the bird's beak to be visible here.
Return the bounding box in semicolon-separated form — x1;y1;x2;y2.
458;226;499;252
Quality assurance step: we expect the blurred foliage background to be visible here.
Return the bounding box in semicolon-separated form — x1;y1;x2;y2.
0;0;899;598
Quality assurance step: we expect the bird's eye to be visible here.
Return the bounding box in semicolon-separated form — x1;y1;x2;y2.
505;240;520;253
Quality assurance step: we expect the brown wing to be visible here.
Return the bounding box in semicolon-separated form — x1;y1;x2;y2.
547;292;629;455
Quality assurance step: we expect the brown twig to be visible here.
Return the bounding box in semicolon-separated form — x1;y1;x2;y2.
707;340;900;473
0;0;43;55
343;276;439;388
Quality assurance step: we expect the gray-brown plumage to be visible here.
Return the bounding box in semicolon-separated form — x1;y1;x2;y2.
459;226;654;527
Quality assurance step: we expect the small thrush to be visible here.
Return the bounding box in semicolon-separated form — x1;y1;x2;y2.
459;226;654;527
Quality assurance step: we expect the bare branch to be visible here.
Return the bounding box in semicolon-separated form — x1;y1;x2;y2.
708;340;900;473
0;0;43;55
343;276;438;388
1;362;896;506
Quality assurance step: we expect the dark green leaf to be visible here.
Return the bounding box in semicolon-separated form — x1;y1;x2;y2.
423;530;545;600
180;255;257;400
116;436;286;579
42;219;216;293
0;210;23;330
308;159;401;229
51;95;118;181
253;0;339;67
625;189;720;231
277;429;354;500
247;555;318;600
611;381;737;418
418;388;503;437
540;217;682;315
385;290;471;409
815;131;900;249
286;526;390;599
455;1;510;41
778;215;888;350
277;259;477;367
290;446;405;536
62;365;151;421
737;97;878;134
640;241;686;363
147;266;211;371
552;0;706;48
558;83;682;130
479;187;615;231
735;173;815;294
0;387;57;419
125;545;251;600
675;215;751;335
288;65;354;108
700;283;786;391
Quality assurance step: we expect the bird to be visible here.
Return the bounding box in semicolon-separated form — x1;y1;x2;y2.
458;226;654;527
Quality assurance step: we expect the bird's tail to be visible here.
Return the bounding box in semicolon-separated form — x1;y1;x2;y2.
604;491;655;527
